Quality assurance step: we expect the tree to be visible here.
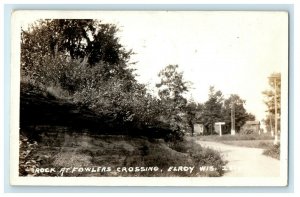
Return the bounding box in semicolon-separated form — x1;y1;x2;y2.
199;86;224;135
21;19;133;81
262;73;281;142
262;73;281;117
198;88;255;135
156;65;191;138
222;94;255;134
185;101;203;136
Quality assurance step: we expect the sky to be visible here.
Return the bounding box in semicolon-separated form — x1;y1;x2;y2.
19;11;288;121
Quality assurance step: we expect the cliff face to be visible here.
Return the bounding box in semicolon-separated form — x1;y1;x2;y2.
20;82;172;141
18;83;226;178
20;83;110;137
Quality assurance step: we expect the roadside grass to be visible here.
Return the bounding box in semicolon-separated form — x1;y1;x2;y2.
197;133;274;142
21;131;227;177
193;133;280;160
194;133;275;149
263;144;280;160
220;140;273;149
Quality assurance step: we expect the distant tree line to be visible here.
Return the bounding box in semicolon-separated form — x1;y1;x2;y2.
184;86;255;135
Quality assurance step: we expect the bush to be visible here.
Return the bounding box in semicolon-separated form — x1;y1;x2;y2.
168;139;227;176
21;53;176;138
263;143;280;160
241;129;255;135
19;134;40;176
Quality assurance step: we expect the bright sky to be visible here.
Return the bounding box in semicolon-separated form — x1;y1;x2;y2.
20;11;288;121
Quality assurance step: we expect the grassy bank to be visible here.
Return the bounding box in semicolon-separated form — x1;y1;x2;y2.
263;144;280;160
20;131;227;177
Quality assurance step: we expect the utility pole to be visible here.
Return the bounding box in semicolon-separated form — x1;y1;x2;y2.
231;101;235;135
269;113;273;137
273;77;278;145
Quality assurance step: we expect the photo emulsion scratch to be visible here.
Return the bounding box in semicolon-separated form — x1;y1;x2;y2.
10;11;288;186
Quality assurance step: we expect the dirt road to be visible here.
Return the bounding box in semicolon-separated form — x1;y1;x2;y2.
197;141;280;177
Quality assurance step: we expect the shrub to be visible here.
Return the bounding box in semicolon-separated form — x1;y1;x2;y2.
190;145;226;176
168;139;227;176
263;143;280;160
241;129;255;135
19;134;40;176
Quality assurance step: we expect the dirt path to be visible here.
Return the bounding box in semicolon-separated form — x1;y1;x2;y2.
197;141;280;177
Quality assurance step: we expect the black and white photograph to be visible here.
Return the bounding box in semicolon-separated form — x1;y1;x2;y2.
10;10;288;186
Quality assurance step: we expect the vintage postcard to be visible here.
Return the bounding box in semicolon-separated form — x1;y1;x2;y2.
10;10;288;186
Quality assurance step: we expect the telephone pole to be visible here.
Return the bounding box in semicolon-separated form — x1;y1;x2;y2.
268;73;280;145
231;101;235;135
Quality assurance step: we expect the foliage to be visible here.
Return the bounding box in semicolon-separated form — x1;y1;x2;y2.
156;65;189;101
185;102;200;135
263;143;280;160
21;19;132;74
21;19;173;138
73;69;163;131
198;86;224;134
156;65;191;139
28;132;226;177
196;87;256;135
21;20;136;95
262;73;281;115
222;94;255;134
169;138;227;176
21;53;79;97
262;73;281;132
19;134;39;176
240;129;255;135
